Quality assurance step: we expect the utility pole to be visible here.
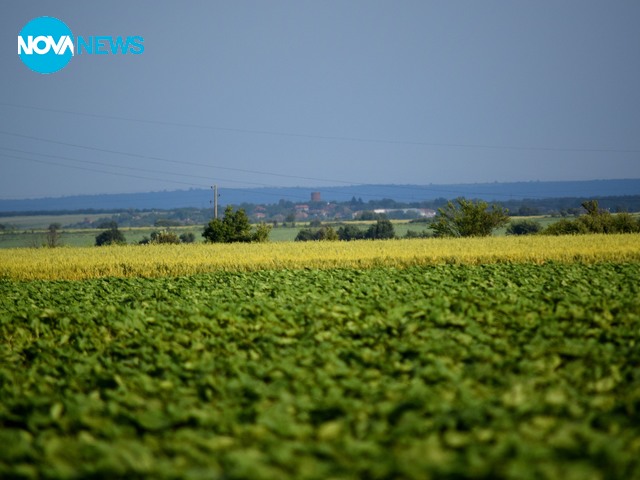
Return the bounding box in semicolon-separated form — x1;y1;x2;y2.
211;184;219;219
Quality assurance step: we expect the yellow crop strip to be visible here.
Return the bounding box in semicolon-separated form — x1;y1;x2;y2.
0;234;639;281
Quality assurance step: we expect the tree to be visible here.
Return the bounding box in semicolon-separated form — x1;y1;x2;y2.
284;212;296;227
202;206;271;243
365;219;395;239
46;223;62;248
430;198;509;237
96;223;126;246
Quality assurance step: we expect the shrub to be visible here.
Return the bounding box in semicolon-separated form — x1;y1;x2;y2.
337;224;365;241
252;223;272;243
295;226;338;241
404;229;431;239
506;220;542;236
542;200;640;235
543;219;589;235
611;212;640;233
295;228;316;242
150;231;181;244
179;232;196;243
96;226;126;246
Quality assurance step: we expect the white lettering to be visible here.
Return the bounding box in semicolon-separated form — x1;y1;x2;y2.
32;36;49;54
51;35;74;55
17;36;30;54
17;35;74;55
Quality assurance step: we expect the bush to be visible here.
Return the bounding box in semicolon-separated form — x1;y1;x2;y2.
295;226;338;242
542;200;640;235
150;231;181;244
252;223;272;243
179;232;196;243
337;224;365;241
574;200;628;233
506;220;542;236
611;212;640;233
543;219;589;235
404;229;431;239
295;228;316;242
96;226;126;246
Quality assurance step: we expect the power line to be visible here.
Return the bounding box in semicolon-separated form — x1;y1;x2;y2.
0;131;551;200
0;146;303;189
3;130;617;200
0;130;356;186
0;130;528;198
0;130;454;198
4;149;628;202
0;148;414;201
2;101;639;153
0;153;209;189
0;153;313;201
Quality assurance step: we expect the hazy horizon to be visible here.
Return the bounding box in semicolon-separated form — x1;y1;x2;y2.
2;1;639;200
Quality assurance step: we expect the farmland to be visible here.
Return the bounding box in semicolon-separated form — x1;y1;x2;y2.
1;236;640;478
1;234;639;281
0;215;604;248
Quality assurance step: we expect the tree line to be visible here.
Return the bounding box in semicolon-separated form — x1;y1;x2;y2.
83;198;640;246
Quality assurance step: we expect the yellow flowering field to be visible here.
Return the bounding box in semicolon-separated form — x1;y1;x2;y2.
0;234;638;281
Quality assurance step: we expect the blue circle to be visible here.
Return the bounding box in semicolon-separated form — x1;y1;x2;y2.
18;17;74;74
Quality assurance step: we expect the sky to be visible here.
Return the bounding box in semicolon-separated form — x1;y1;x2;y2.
1;1;639;200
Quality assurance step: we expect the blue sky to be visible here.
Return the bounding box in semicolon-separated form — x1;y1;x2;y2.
1;1;639;199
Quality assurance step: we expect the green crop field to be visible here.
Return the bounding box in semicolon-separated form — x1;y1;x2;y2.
1;263;639;479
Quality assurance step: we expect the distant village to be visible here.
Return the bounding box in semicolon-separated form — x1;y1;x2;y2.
39;189;640;230
249;192;436;223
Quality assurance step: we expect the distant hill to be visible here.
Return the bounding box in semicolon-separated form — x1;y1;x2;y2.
1;179;639;212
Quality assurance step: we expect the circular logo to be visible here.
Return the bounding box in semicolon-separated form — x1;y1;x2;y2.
18;16;74;74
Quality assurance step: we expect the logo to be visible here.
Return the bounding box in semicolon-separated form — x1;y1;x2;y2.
18;17;74;74
18;16;144;74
